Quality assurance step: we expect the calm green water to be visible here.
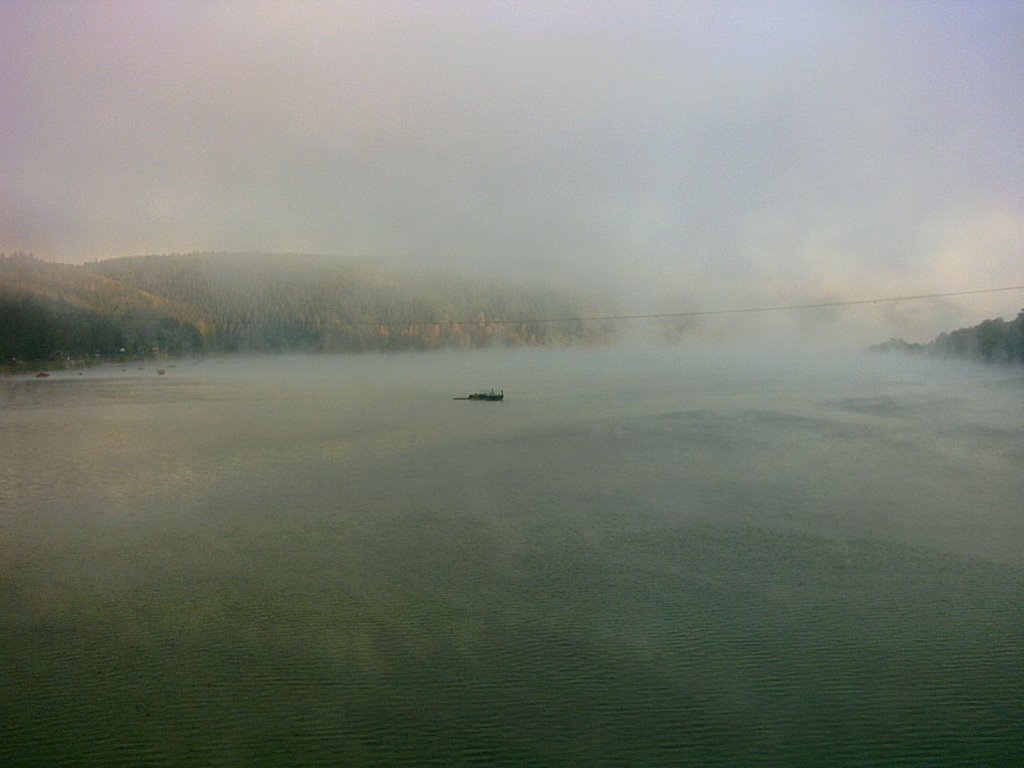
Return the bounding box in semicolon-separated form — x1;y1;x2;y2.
1;347;1022;766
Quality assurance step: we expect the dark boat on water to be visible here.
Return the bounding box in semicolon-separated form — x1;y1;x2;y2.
454;389;504;401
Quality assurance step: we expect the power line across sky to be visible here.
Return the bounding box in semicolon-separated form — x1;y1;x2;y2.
359;285;1024;327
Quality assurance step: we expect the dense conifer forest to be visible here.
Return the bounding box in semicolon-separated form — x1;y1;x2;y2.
869;310;1024;365
5;251;1021;371
0;252;616;369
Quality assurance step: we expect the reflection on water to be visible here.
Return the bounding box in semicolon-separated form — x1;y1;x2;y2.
2;348;1022;766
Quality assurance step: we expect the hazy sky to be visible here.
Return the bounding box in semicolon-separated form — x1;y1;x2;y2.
2;0;1022;338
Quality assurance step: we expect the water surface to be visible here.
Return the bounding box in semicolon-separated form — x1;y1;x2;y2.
2;348;1022;766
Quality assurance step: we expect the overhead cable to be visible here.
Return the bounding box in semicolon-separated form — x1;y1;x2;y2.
361;285;1024;327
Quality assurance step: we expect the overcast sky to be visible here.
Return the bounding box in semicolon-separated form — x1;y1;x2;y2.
2;0;1022;340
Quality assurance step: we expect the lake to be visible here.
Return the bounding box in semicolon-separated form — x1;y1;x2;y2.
1;346;1022;766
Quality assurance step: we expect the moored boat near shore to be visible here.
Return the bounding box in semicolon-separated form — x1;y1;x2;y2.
454;388;503;401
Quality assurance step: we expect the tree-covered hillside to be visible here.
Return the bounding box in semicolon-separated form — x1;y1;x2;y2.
1;253;616;367
870;310;1024;365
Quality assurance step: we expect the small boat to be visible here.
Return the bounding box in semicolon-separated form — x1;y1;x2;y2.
35;371;50;378
454;388;504;401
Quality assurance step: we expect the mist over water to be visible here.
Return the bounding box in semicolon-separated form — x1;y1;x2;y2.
1;347;1022;766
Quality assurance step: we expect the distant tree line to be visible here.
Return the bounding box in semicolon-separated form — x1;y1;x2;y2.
869;309;1024;365
1;252;617;368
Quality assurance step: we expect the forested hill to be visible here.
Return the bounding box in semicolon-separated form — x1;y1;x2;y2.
869;309;1024;365
1;252;617;365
